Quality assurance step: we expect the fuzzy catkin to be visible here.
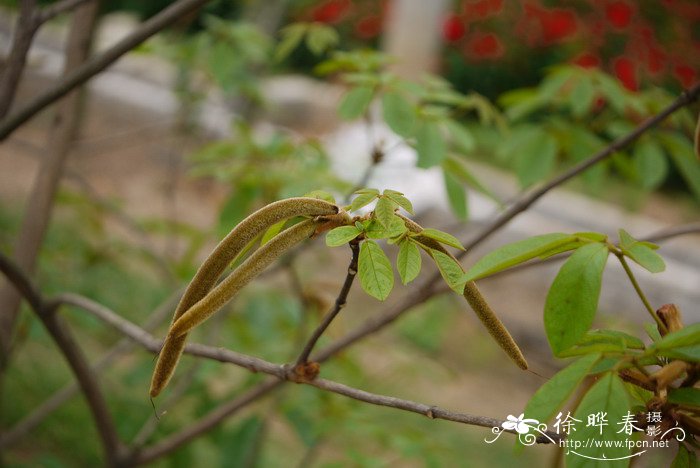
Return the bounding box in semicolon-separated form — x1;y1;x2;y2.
150;198;336;397
398;214;527;370
150;219;320;397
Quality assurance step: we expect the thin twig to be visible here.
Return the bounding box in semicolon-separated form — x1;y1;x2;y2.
0;0;215;140
615;253;667;334
458;81;700;257
0;254;123;466
38;0;92;22
296;241;359;365
0;289;178;449
0;0;39;119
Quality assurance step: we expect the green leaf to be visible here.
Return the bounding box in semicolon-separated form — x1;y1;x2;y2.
644;323;662;342
668;387;700;409
545;243;609;356
397;240;421;285
568;76;595;118
374;196;396;229
557;329;645;357
382;91;416;137
275;23;307;62
365;217;406;239
463;233;575;282
651;323;700;351
524;353;601;423
382;190;414;214
658;345;700;362
358;240;394;301
618;229;665;273
442;156;500;204
349;191;378;211
443;170;468;221
305;23;339;56
445;119;475;153
304;190;336;204
419;228;464;250
416;121;447;168
568;373;631;468
326;226;361;247
671;443;699;468
338;86;374;120
514;129;558;188
260;220;286;246
661;132;700;202
634;139;668;190
429;249;465;294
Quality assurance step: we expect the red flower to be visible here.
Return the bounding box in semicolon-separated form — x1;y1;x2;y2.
355;15;382;39
605;1;633;29
312;0;351;24
646;48;666;74
463;0;503;19
674;64;696;88
540;9;577;43
613;57;638;91
466;33;504;59
573;52;601;69
443;14;466;42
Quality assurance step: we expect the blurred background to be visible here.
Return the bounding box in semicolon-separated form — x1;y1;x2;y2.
0;0;699;466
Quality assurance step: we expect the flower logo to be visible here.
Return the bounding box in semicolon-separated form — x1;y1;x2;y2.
501;414;539;434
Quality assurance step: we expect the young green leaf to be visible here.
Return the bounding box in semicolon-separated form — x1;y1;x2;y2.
568;373;631;468
275;23;307;62
514;129;558;188
338;86;374;120
429;249;465;294
462;233;575;282
350;191;379;212
650;323;700;351
644;323;662;343
374;196;396;229
634;139;668;190
671;443;698;468
382;91;416;138
397;240;421;285
568;75;595;118
326;225;361;247
365;217;406;239
618;229;665;273
524;353;601;423
358;240;394;301
545;243;609;356
416;121;447;168
442;156;500;204
443;170;468;221
260;220;287;245
444;119;475;153
661;132;700;202
382;190;414;215
419;228;465;251
668;387;700;409
305;23;339;56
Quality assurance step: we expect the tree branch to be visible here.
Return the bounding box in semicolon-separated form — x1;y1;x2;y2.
0;0;215;140
0;254;122;466
295;241;359;366
458;81;700;256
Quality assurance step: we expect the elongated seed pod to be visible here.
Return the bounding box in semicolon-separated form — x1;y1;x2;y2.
397;214;527;370
150;198;337;398
150;219;320;397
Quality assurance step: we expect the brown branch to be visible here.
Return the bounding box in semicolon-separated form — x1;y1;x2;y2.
0;253;123;466
0;0;215;141
38;0;93;23
0;0;40;119
295;241;359;366
0;290;178;449
0;0;100;364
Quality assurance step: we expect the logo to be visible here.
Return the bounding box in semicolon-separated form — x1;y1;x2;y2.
485;412;686;462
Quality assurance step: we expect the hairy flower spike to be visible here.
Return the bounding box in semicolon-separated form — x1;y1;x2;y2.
150;198;338;397
398;214;527;370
